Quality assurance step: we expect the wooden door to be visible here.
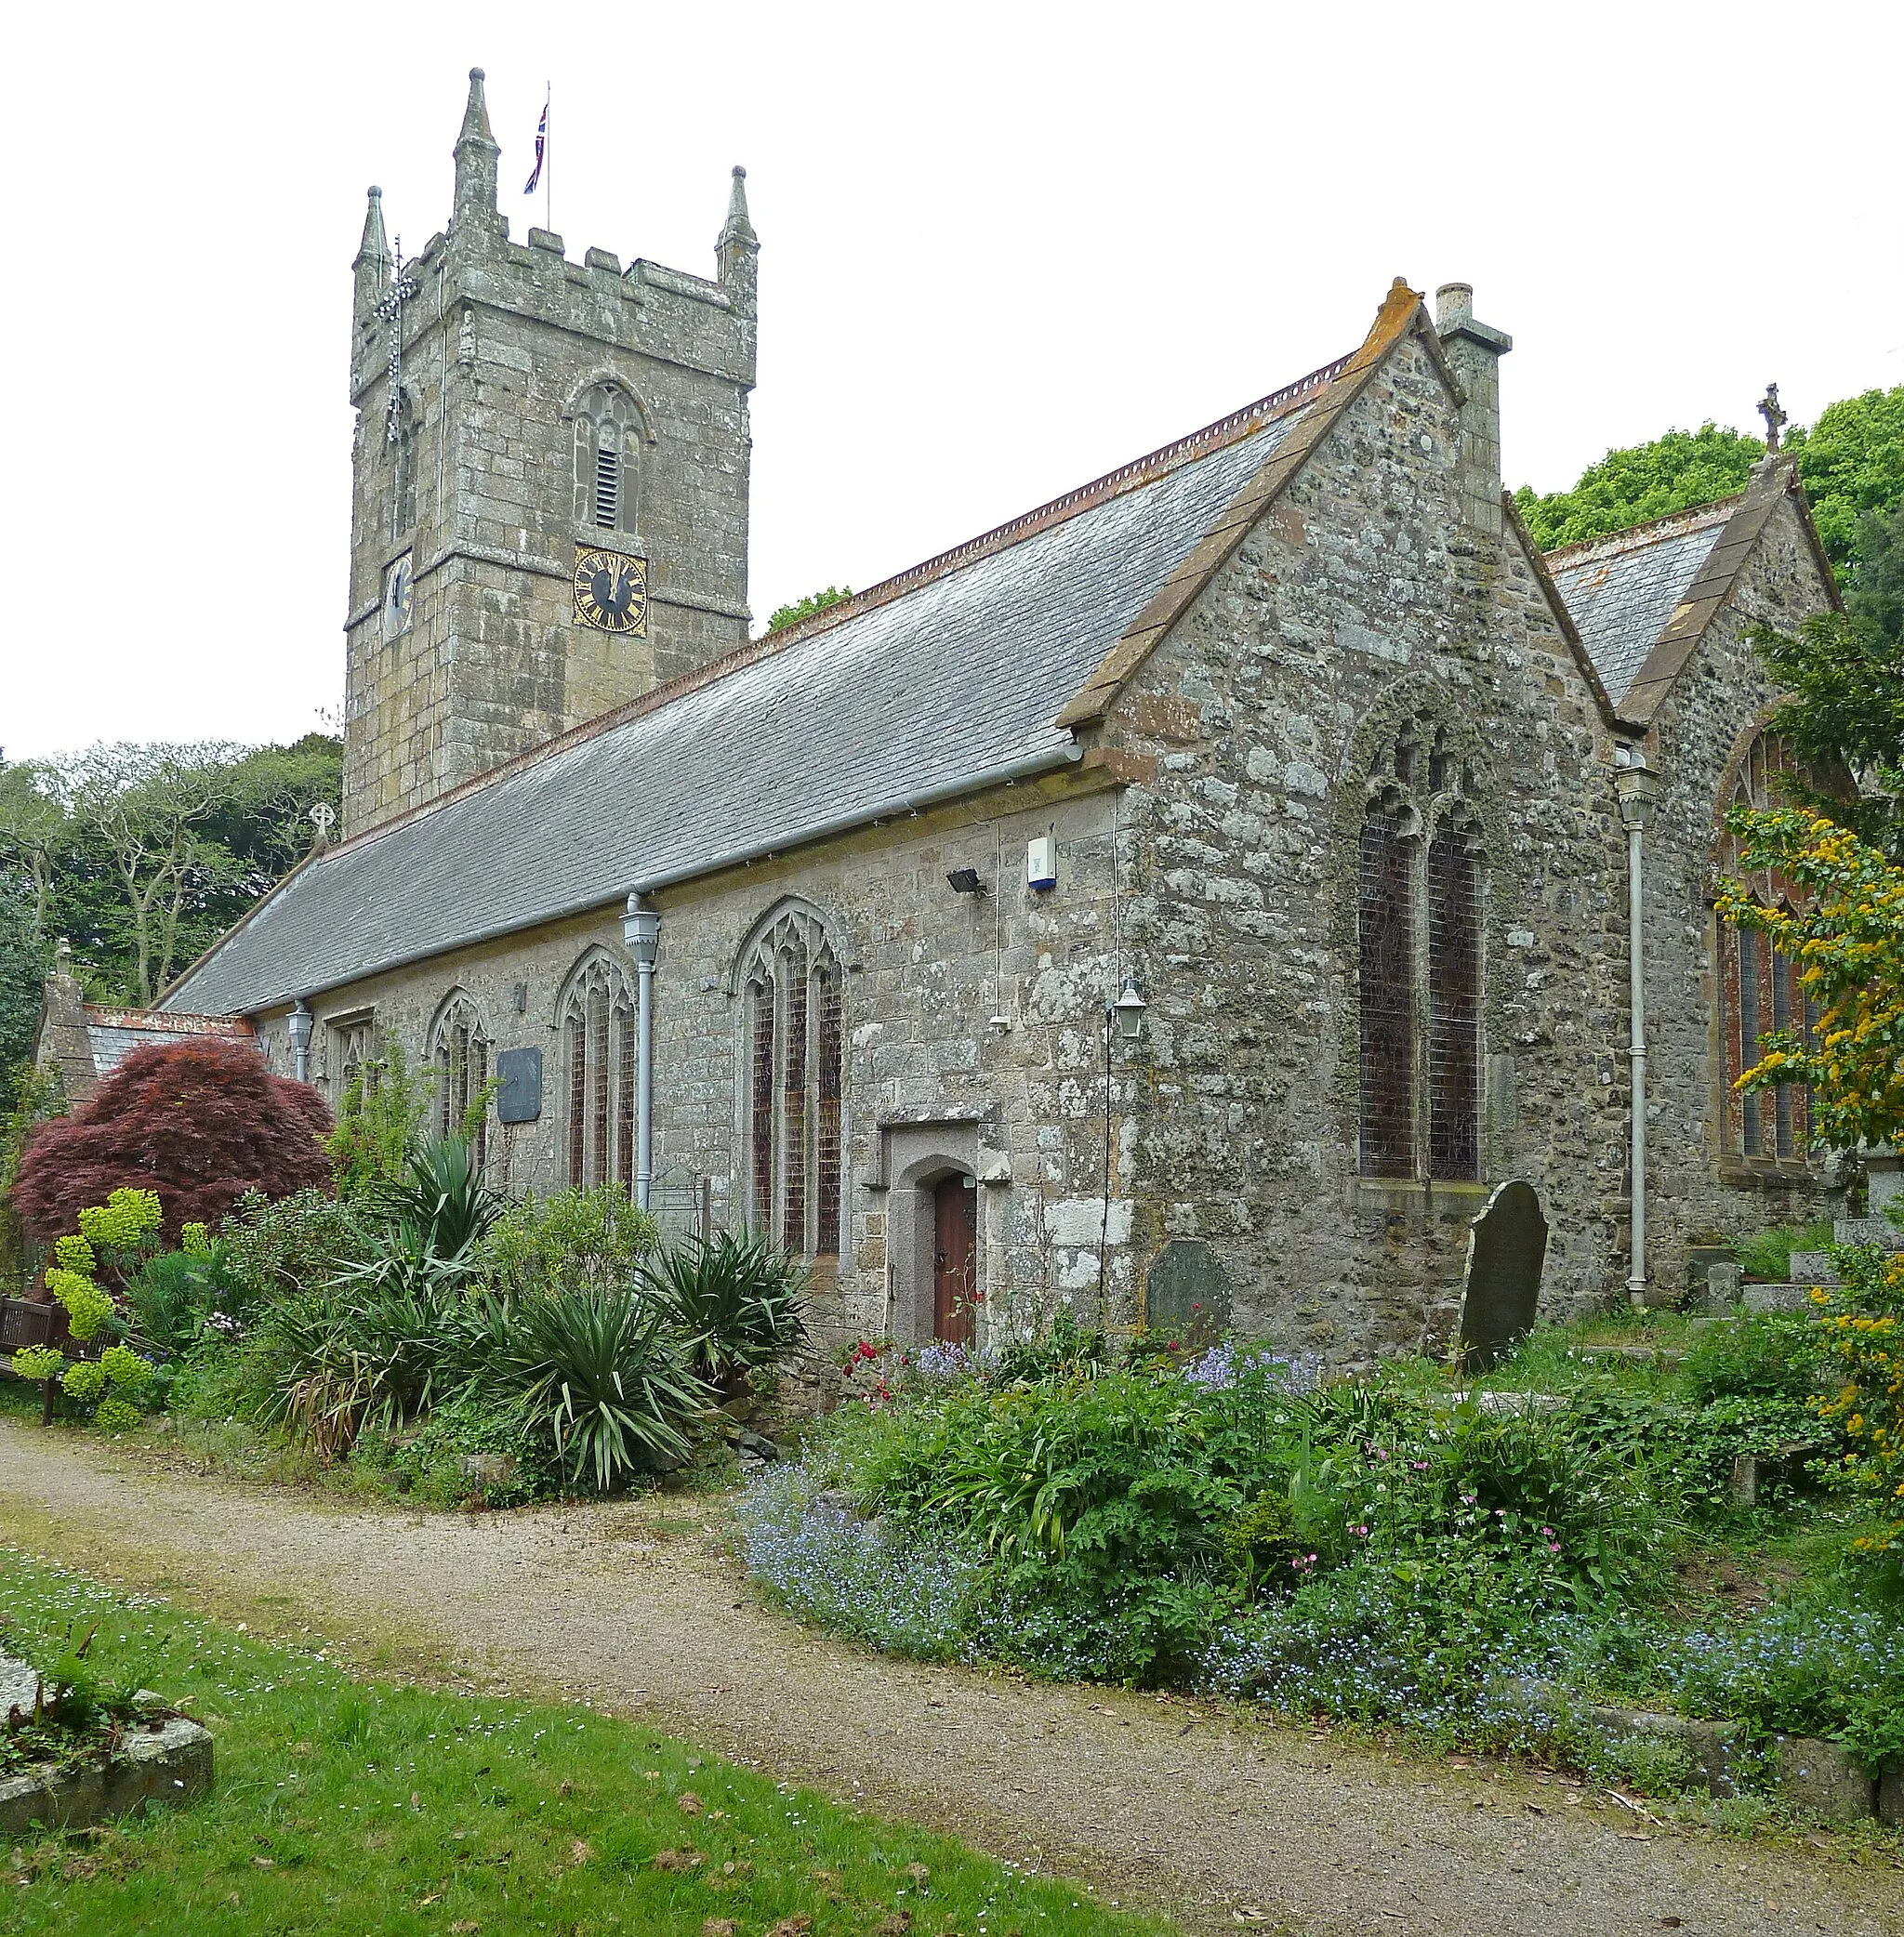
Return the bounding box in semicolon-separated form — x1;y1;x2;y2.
932;1175;977;1345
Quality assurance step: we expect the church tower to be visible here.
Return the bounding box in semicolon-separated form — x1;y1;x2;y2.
342;70;759;835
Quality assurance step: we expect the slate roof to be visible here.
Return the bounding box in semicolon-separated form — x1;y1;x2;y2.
167;383;1332;1018
82;1008;254;1076
1544;502;1736;708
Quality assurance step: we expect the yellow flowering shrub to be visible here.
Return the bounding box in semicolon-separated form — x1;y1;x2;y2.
1717;806;1904;1151
77;1187;163;1253
1811;1251;1904;1559
99;1343;152;1390
61;1359;108;1403
180;1222;212;1257
10;1346;63;1381
43;1265;114;1341
53;1232;96;1275
95;1396;142;1433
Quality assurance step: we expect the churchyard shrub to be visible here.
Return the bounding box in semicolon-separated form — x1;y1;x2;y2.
495;1286;709;1491
1682;1309;1822;1405
740;1306;1891;1793
1734;1218;1832;1283
10;1038;331;1245
479;1184;657;1296
641;1230;809;1396
1810;1242;1904;1571
356;1133;501;1271
322;1040;429;1196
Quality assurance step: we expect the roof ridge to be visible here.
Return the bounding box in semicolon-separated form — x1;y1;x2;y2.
1543;494;1743;563
760;349;1355;652
320;349;1358;863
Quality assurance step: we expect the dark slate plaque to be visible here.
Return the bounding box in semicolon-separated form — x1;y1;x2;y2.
496;1047;542;1124
1456;1179;1548;1371
1146;1239;1232;1344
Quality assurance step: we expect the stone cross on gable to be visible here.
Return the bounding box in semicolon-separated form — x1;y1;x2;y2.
1758;382;1788;455
375;239;421;445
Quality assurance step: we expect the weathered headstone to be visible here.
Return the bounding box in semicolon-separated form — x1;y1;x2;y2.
1145;1239;1233;1343
1455;1179;1548;1371
1700;1260;1743;1311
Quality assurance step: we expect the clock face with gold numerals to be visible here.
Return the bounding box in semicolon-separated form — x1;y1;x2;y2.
573;547;648;636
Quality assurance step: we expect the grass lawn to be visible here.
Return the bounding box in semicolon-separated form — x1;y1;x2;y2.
1;1549;1172;1937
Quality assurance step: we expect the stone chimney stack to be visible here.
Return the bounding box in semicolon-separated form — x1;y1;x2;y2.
452;68;501;240
1435;282;1513;538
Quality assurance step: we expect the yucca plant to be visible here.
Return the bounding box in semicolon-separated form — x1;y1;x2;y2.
498;1287;710;1492
365;1136;501;1266
640;1231;810;1397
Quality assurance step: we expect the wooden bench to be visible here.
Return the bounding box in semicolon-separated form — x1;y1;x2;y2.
0;1297;78;1426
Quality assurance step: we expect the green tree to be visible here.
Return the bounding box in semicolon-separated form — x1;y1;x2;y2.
0;759;68;937
1515;424;1764;551
767;585;853;632
1785;389;1904;573
1515;385;1904;588
0;883;46;1102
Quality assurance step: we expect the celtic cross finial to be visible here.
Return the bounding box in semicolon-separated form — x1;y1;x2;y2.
309;801;337;849
1757;382;1788;455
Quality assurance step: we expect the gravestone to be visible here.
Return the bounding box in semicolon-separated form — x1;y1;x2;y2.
1145;1239;1233;1343
1699;1260;1743;1312
1455;1179;1548;1371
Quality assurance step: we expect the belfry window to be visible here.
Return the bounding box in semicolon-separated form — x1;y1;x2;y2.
739;906;845;1258
1716;731;1812;1163
389;389;417;540
573;385;641;534
1355;727;1487;1182
431;995;490;1172
558;955;637;1191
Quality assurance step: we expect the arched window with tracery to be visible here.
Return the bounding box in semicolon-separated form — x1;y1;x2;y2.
1355;720;1488;1181
738;905;845;1258
571;384;643;535
558;954;638;1191
431;994;490;1171
1715;731;1812;1163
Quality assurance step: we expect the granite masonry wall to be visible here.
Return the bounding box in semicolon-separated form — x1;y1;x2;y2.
1637;490;1839;1286
253;775;1142;1362
1095;332;1634;1364
341;76;757;835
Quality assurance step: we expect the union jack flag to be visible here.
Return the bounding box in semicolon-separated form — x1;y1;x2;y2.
523;100;548;195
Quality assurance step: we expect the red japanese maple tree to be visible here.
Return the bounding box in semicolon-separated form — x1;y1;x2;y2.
11;1039;332;1245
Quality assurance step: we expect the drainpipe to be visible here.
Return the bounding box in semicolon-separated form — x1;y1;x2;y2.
622;895;661;1211
287;998;313;1085
1615;758;1662;1306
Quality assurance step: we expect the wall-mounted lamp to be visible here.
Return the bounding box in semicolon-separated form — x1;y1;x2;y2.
946;867;985;896
287;998;314;1084
1113;977;1146;1045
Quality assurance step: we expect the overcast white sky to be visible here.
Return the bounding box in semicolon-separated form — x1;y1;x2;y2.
3;0;1899;762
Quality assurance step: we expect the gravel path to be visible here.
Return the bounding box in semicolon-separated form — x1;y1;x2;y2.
0;1419;1897;1937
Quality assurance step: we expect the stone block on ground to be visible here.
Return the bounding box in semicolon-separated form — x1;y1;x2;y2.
1742;1281;1809;1313
0;1713;214;1836
1879;1761;1904;1826
1785;1251;1840;1287
1773;1735;1874;1821
1831;1216;1901;1250
1585;1705;1740;1795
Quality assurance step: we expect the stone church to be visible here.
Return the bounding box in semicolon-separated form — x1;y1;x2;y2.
161;70;1841;1364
